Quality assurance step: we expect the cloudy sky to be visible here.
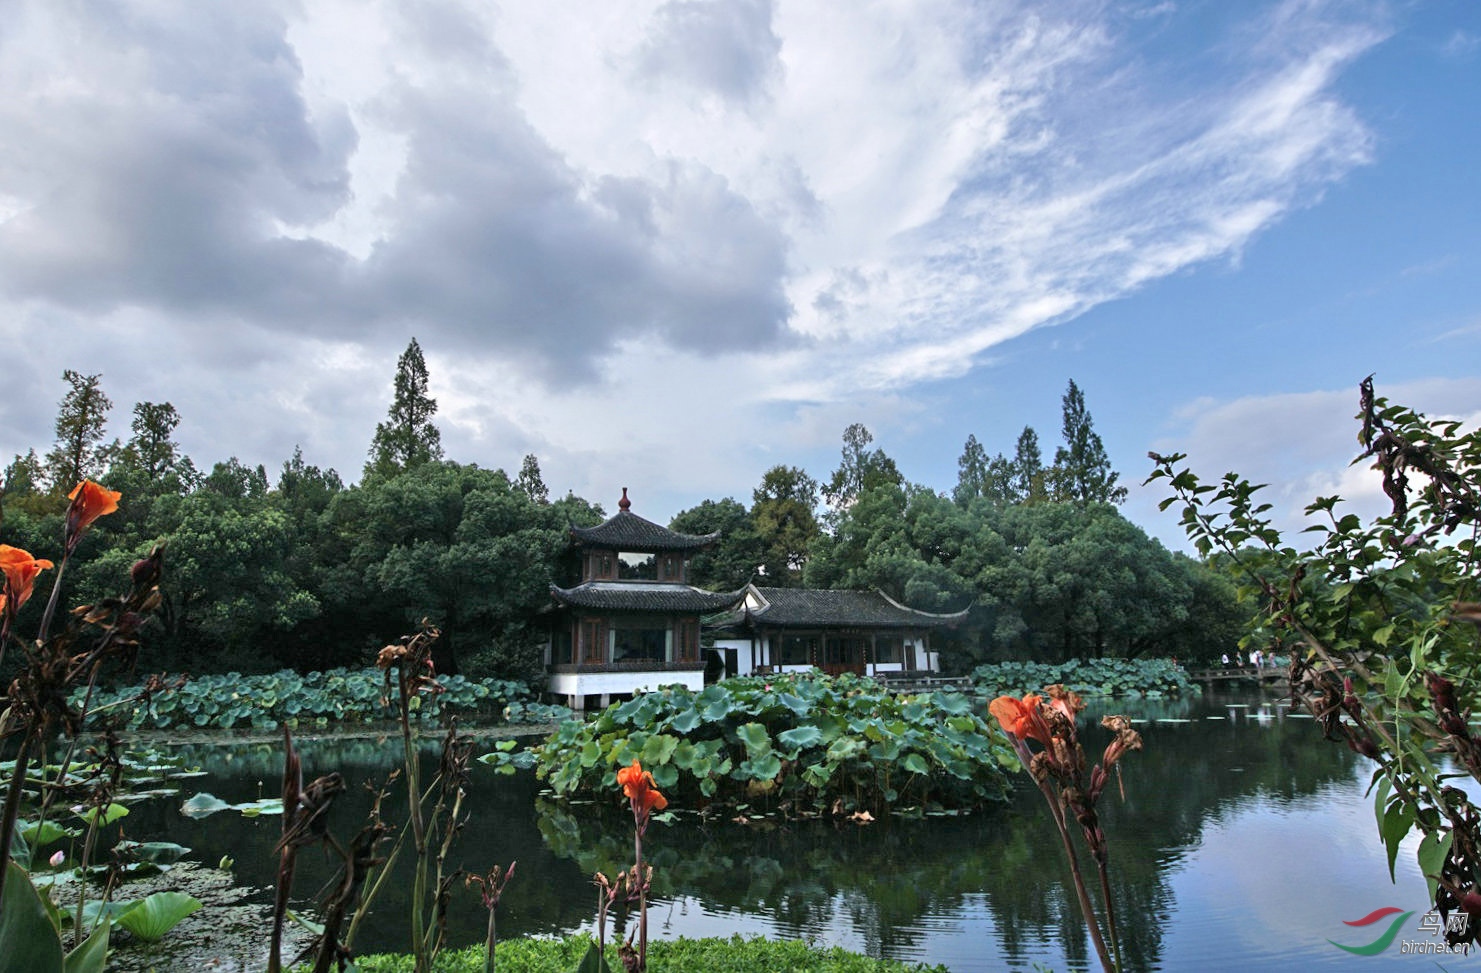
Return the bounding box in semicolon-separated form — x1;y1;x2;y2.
1;0;1476;548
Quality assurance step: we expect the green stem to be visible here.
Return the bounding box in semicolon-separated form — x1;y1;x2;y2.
0;730;36;917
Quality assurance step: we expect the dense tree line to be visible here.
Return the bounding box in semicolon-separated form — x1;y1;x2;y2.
1;347;1240;684
674;379;1242;669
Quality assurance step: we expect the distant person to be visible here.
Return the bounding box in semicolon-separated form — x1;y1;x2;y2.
1251;649;1263;669
1221;653;1231;669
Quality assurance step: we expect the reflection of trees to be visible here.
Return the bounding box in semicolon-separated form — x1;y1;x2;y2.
539;696;1361;970
124;699;1362;966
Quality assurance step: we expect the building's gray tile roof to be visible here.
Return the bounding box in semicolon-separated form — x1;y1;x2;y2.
743;586;969;629
569;510;718;552
550;581;746;613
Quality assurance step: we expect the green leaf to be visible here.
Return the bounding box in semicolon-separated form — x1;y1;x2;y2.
1;861;64;973
114;841;190;866
901;753;931;775
666;708;701;734
19;821;73;852
575;940;613;973
1380;799;1416;883
736;722;772;756
776;726;824;751
63;917;109;973
74;804;128;827
1417;830;1453;903
179;793;232;820
640;734;679;767
114;892;202;942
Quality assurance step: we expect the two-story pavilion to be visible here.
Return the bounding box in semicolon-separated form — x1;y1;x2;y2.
545;488;747;711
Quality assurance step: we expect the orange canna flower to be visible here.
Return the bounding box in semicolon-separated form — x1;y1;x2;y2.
616;759;668;817
0;544;55;613
67;480;122;538
990;693;1049;745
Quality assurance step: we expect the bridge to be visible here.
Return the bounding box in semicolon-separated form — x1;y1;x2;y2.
1187;666;1287;688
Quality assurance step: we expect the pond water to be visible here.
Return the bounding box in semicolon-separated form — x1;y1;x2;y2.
121;691;1455;971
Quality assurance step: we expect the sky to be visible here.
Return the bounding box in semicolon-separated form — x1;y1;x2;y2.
0;0;1476;551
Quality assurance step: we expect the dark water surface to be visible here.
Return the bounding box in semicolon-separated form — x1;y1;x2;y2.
123;692;1458;971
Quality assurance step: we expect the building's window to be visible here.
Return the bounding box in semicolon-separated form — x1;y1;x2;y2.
875;636;902;664
553;628;574;665
780;635;815;666
580;620;604;664
618;551;657;580
676;620;700;662
612;620;669;663
662;555;680;580
824;637;865;667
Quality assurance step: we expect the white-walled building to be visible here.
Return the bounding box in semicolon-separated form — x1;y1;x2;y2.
711;584;968;679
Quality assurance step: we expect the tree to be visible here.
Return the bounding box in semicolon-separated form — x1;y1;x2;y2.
44;370;113;491
2;450;42;497
516;454;549;504
669;498;762;591
1150;379;1481;947
751;465;821;585
1010;426;1046;503
1050;380;1126;504
111;401;199;497
823;423;903;514
366;338;443;478
954;435;988;507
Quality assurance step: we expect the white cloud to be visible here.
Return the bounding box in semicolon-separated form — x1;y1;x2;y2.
0;0;1409;507
1134;377;1481;551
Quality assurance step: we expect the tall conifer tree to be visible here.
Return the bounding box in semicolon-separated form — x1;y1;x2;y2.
1050;379;1126;504
367;338;443;478
45;369;113;491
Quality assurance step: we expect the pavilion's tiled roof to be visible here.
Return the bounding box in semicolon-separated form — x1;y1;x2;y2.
550;582;746;614
569;511;718;552
741;586;969;629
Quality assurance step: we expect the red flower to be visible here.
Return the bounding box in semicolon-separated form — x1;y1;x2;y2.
616;759;668;818
990;693;1050;745
0;544;55;613
66;480;121;542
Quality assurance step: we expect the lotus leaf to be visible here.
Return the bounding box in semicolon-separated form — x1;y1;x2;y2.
113;892;202;942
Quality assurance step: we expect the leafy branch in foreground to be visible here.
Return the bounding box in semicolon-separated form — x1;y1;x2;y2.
1148;377;1480;947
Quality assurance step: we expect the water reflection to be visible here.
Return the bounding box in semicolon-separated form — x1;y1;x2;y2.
123;693;1437;971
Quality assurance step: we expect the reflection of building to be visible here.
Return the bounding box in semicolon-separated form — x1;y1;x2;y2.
545;489;746;711
712;585;967;678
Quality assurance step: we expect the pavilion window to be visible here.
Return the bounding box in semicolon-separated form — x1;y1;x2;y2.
611;616;669;663
780;635;815;666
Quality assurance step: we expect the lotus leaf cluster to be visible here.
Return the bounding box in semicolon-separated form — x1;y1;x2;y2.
533;674;1013;815
74;668;567;732
971;658;1197;699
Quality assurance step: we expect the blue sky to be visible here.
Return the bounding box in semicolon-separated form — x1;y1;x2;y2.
0;0;1475;550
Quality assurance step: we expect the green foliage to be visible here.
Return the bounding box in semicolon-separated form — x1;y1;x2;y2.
0;862;113;973
367;337;444;478
1049;379;1126;505
531;674;1012;814
44;369;113;492
109;892;202;942
668;498;762;590
75;668;565;732
1149;380;1480;932
971;658;1199;698
346;934;949;973
751;465;820;585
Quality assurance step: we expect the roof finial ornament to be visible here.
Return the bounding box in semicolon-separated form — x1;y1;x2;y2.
619;487;631;512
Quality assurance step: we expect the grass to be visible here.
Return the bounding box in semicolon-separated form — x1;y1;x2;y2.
344;934;951;972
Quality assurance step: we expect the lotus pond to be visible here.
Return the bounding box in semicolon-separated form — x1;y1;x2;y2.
112;690;1442;972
